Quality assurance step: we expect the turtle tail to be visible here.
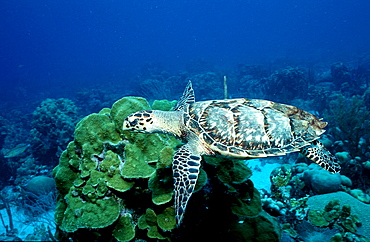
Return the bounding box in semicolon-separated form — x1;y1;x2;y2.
300;140;341;173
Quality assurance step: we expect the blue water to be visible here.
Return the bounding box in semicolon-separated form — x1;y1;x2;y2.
1;0;369;108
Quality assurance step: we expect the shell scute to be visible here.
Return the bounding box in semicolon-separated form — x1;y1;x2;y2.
188;118;201;131
215;143;228;152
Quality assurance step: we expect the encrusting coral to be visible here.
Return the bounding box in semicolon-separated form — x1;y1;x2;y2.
53;96;281;241
307;191;370;240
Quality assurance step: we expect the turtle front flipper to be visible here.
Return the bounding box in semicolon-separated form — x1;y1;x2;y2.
300;140;341;173
172;143;201;226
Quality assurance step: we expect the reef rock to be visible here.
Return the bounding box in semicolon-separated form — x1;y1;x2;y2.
302;164;342;194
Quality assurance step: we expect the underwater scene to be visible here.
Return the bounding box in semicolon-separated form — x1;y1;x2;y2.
1;0;370;241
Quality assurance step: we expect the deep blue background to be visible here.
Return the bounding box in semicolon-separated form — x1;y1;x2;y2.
1;0;369;104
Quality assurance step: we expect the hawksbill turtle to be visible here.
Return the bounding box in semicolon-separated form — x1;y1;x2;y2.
122;81;340;226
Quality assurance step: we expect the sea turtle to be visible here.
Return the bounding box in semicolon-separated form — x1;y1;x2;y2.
122;81;340;225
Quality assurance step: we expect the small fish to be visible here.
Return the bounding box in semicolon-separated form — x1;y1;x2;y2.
3;144;30;158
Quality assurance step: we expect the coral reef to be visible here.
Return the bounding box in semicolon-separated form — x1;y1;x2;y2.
331;62;351;90
265;67;308;103
364;87;370;110
262;161;364;240
0;116;7;149
28;98;79;165
139;78;178;101
0;115;32;185
53;97;280;241
354;55;370;88
236;74;267;99
191;72;224;100
74;88;119;116
11;156;51;185
135;66;189;102
325;94;370;158
2;55;370;242
307;85;333;112
324;94;370;194
238;64;269;79
265;163;370;241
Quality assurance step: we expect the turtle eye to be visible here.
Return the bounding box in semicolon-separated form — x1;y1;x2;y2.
129;118;138;127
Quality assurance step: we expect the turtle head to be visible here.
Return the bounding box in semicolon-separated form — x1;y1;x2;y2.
123;110;157;133
123;110;183;137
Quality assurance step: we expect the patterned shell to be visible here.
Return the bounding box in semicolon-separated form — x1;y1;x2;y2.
183;98;327;158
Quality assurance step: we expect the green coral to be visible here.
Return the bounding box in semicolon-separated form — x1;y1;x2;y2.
74;113;121;178
61;189;120;232
289;195;310;220
157;146;176;168
138;208;167;240
112;214;136;242
206;157;252;191
329;233;343;242
120;142;157;178
231;181;262;218
282;223;298;238
101;151;134;192
308;209;330;227
194;168;208;192
53;97;180;240
229;211;281;241
137;207;176;239
323;199;341;222
339;205;361;233
53;143;79;194
157;207;176;231
122;133;180;175
151;99;177;111
205;156;262;218
148;168;173;205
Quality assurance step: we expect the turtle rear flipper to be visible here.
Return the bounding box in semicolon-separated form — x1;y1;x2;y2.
300;140;341;173
172;143;201;226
